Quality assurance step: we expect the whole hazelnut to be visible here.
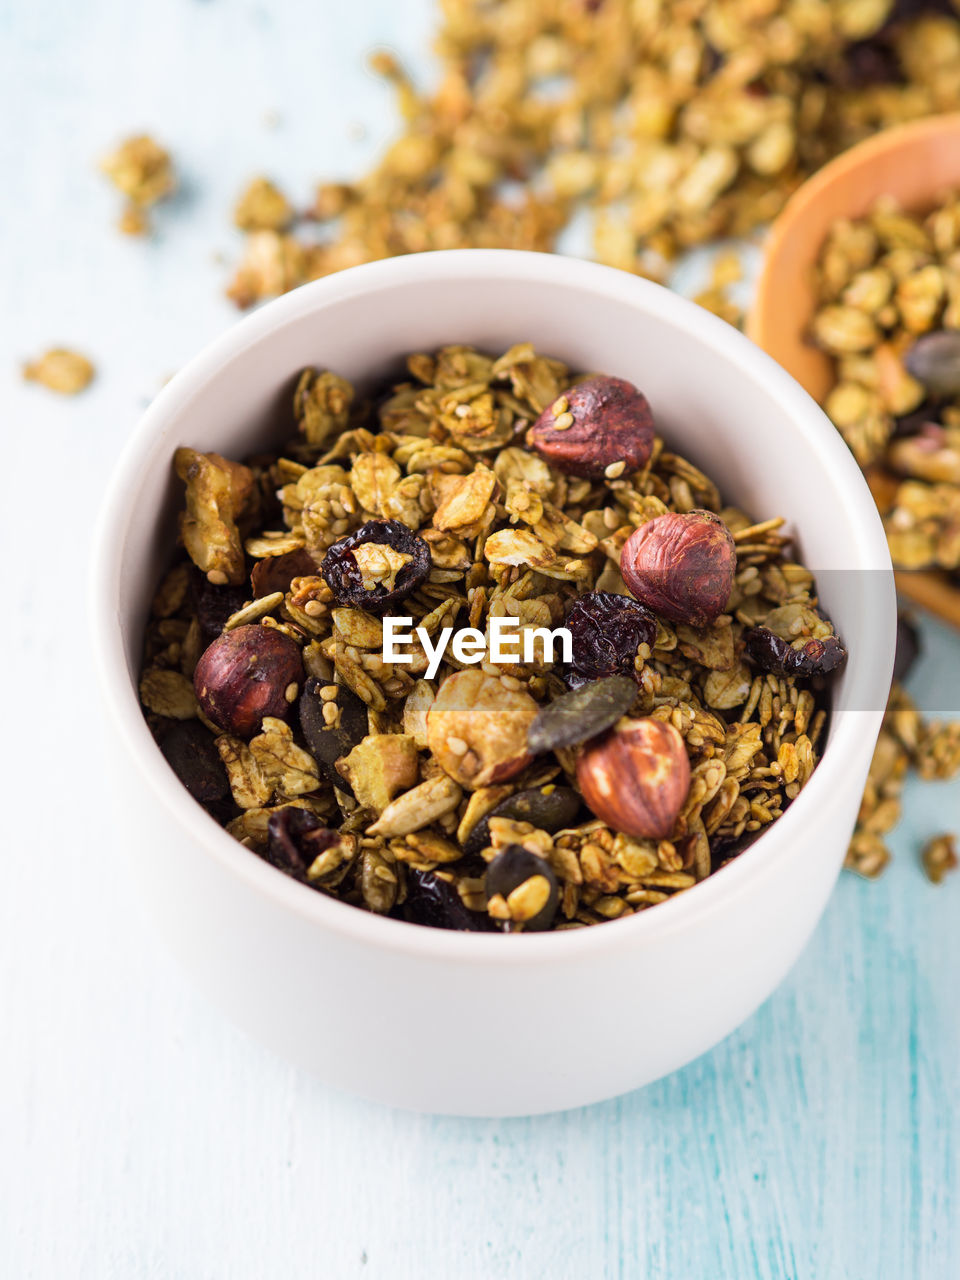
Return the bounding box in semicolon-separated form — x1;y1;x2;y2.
620;509;735;627
526;375;654;478
193;624;304;737
427;670;538;788
576;717;690;840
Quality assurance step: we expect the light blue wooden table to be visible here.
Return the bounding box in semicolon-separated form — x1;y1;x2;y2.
1;2;957;1276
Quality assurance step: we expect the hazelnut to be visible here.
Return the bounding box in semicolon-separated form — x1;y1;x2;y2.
576;717;690;840
427;670;538;788
620;509;735;627
193;623;304;737
526;375;654;478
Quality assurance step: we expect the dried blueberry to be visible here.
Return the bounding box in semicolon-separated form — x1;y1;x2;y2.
266;806;340;879
298;676;368;794
893;613;921;685
320;519;431;615
193;572;249;644
463;786;582;859
744;627;847;678
528;675;637;754
401;868;497;932
158;720;230;808
564;590;657;687
485;846;559;932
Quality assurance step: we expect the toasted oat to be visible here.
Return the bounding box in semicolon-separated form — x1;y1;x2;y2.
22;348;95;395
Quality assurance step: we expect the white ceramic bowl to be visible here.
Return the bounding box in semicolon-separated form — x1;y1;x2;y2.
91;250;895;1117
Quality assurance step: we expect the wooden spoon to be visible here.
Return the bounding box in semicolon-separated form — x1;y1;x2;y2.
747;113;960;629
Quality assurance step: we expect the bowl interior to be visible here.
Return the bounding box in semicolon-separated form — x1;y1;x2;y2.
100;252;894;943
748;113;960;401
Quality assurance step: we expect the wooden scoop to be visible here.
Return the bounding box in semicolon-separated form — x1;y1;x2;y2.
747;113;960;629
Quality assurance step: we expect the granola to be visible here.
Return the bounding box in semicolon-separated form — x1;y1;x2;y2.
226;3;960;307
22;348;95;395
100;134;176;235
139;342;846;932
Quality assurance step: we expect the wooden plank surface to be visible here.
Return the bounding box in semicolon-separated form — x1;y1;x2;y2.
0;2;957;1276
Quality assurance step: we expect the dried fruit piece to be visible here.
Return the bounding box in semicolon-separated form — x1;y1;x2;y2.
321;520;431;614
463;786;583;859
426;670;538;788
251;548;318;598
620;510;736;627
266;808;342;879
528;675;637;754
402;869;497;931
193;624;304;737
22;348;95;394
576;717;690;840
527;376;654;478
485;846;560;931
904;329;960;397
298;677;367;793
158;721;230;808
744;628;848;679
563;591;657;687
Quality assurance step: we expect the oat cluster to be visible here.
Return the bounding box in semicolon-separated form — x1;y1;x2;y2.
100;134;176;236
138;343;844;932
225;1;960;307
21;348;95;395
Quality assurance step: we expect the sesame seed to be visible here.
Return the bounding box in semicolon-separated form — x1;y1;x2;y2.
552;395;569;416
500;675;521;691
322;702;339;725
552;411;574;431
447;736;468;755
602;506;620;528
284;682;299;703
604;460;626;479
206;569;228;585
304;600;324;617
320;684;340;701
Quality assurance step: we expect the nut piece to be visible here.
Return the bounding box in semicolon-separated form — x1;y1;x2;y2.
526;376;654;478
336;734;420;813
426;670;538;788
576;717;690;840
193;624;304;737
620;509;735;627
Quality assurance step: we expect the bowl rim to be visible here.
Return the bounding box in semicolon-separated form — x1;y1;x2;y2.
90;248;895;963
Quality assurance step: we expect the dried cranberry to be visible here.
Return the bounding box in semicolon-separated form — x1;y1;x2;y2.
402;869;497;932
744;628;847;679
563;591;657;688
320;519;431;615
266;807;340;879
251;548;319;598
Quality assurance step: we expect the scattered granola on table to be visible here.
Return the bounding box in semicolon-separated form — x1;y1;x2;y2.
21;348;95;395
225;1;960;307
139;342;848;932
100;134;176;236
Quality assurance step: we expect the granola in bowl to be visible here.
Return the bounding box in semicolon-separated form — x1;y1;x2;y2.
139;342;847;932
